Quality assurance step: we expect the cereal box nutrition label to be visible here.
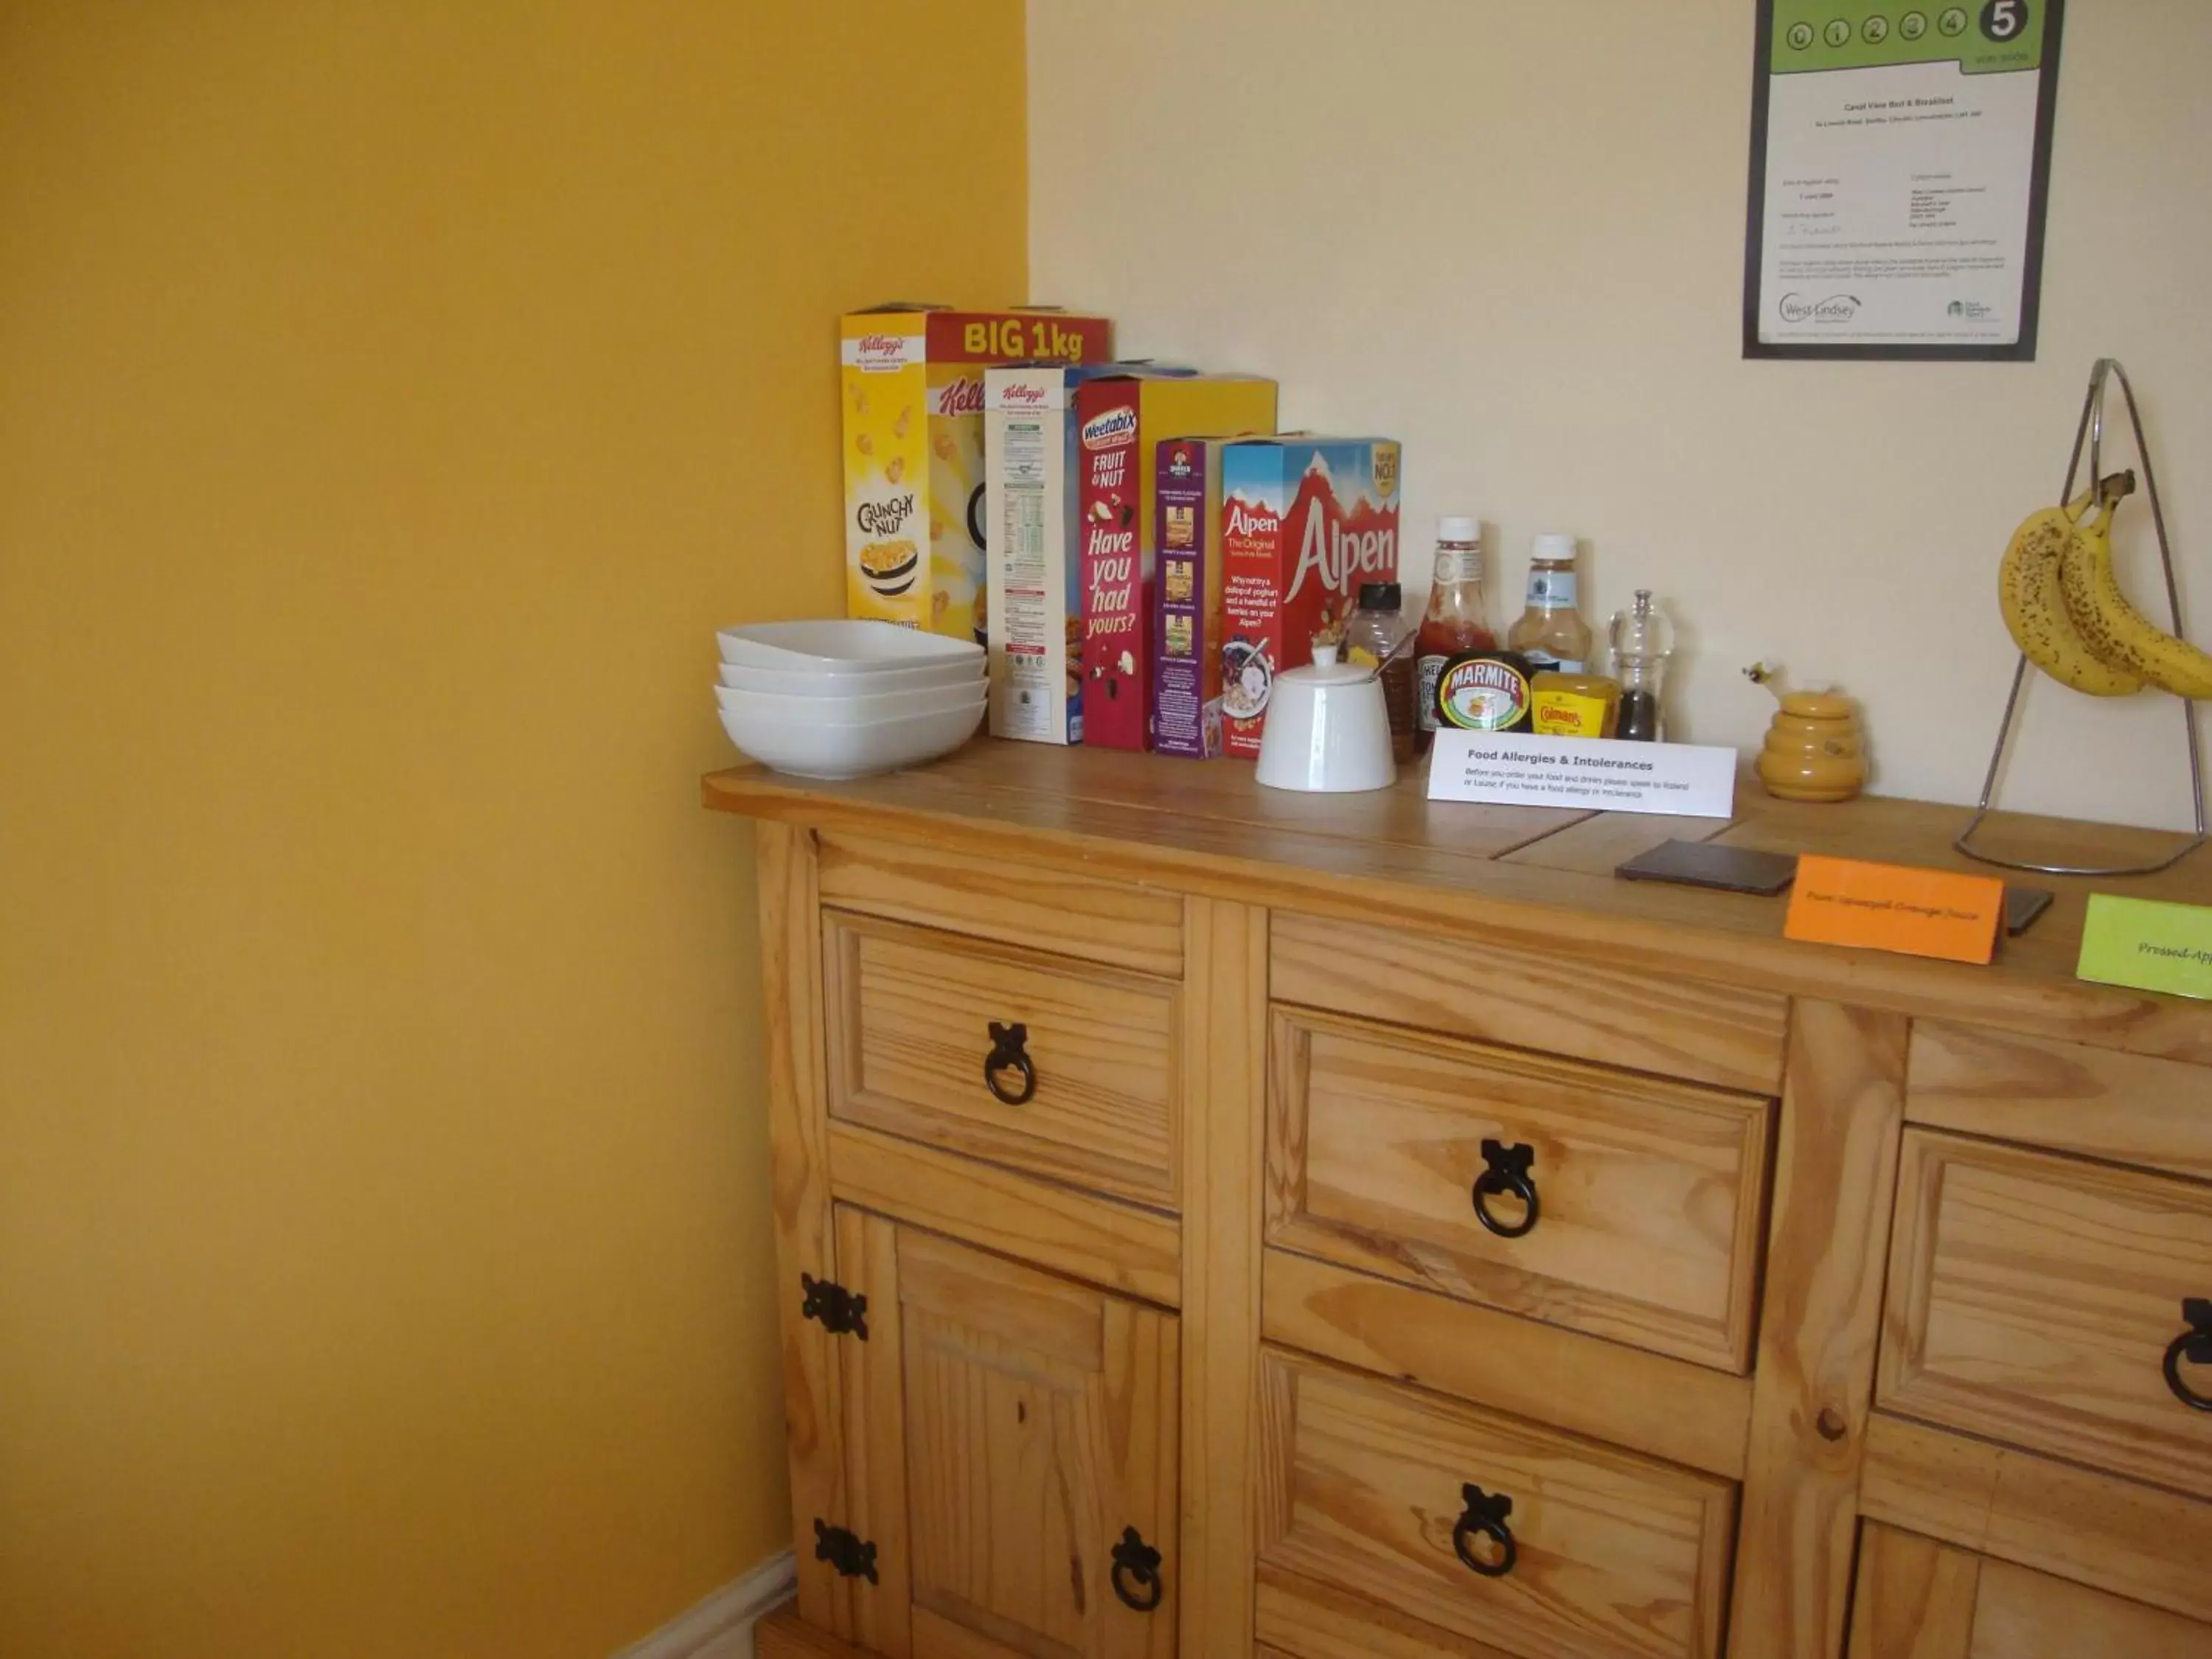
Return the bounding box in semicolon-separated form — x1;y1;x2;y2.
994;420;1057;740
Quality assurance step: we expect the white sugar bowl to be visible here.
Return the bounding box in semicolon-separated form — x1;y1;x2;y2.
1254;645;1397;794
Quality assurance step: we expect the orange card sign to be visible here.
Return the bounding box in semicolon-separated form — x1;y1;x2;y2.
1783;855;2006;966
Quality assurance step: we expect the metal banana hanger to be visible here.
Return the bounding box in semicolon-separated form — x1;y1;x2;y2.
1957;357;2209;877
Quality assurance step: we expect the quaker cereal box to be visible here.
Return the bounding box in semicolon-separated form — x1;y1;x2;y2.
1219;437;1402;759
984;362;1155;745
1074;373;1277;749
1153;438;1239;759
842;305;1110;641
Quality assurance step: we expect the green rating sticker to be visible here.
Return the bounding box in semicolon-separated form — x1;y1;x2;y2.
1770;0;2045;72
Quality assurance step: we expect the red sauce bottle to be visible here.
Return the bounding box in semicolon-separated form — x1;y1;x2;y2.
1414;515;1495;754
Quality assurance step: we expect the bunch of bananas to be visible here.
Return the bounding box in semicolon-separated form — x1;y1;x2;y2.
1999;470;2212;699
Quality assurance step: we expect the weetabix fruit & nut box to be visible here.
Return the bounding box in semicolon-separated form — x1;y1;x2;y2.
1073;372;1276;749
982;361;1161;745
1218;436;1402;759
842;305;1110;642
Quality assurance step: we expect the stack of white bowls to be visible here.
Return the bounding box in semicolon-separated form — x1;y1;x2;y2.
714;620;987;780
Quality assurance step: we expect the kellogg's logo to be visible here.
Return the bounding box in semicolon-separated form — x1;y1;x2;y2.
933;378;985;417
853;332;909;369
1778;292;1862;324
997;382;1048;407
1081;406;1139;451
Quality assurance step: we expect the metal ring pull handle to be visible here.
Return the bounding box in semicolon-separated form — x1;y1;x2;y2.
1472;1139;1540;1239
1109;1526;1163;1612
2165;1298;2212;1413
983;1020;1037;1106
1451;1484;1517;1579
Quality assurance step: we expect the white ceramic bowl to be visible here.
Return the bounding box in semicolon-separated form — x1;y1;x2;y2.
717;619;984;675
717;698;986;780
715;656;983;697
714;679;987;723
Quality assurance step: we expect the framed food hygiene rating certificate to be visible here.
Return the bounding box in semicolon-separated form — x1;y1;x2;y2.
1744;0;2065;360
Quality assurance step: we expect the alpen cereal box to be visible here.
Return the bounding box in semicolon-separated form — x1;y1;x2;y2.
1074;373;1276;749
843;305;1110;642
1219;437;1402;759
1153;438;1237;759
984;362;1154;745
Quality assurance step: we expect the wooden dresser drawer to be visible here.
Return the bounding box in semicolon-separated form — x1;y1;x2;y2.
1256;1347;1736;1659
1270;912;1788;1093
823;911;1180;1208
1907;1021;2212;1180
1879;1129;2212;1494
1265;1006;1773;1371
818;831;1186;978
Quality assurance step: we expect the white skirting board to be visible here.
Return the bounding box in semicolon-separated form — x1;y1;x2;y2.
612;1550;796;1659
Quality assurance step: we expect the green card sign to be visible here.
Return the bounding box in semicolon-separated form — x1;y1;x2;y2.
2077;894;2212;1002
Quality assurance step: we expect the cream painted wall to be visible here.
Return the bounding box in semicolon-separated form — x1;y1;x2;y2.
1030;0;2210;827
0;4;1024;1655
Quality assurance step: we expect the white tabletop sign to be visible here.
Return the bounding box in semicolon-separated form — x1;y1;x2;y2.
1427;730;1737;818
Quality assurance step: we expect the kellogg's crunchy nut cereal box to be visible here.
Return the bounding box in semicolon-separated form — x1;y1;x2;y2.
843;305;1110;641
1218;437;1402;759
1073;373;1276;750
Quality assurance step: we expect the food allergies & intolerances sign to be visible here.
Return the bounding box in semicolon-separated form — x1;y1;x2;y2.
1427;731;1737;818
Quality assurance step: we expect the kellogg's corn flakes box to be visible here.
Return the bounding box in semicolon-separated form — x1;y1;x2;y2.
1218;437;1402;759
842;305;1112;642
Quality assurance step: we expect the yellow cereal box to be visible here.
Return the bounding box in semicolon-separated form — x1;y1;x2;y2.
841;305;1113;641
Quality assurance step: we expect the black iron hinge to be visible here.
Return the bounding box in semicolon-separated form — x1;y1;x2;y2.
800;1272;869;1339
814;1520;879;1584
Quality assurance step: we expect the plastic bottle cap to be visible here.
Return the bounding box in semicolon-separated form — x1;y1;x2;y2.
1531;532;1576;562
1357;581;1402;610
1438;515;1479;543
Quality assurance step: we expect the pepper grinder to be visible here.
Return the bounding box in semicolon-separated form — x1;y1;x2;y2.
1609;590;1672;741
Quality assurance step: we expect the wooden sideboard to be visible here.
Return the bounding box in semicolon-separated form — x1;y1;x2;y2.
703;742;2212;1659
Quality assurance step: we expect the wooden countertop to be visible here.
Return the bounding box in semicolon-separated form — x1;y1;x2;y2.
703;739;2212;1063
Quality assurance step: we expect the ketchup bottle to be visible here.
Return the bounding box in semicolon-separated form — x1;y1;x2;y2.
1414;515;1495;754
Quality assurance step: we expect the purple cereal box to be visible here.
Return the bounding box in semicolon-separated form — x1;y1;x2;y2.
1153;437;1232;758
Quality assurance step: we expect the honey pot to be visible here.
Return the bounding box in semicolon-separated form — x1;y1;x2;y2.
1747;665;1867;802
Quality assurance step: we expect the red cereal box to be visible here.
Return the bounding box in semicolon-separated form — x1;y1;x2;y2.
1218;437;1402;759
1074;373;1276;750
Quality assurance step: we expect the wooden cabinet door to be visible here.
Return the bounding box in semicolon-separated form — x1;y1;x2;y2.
1849;1522;2212;1658
833;1206;1179;1659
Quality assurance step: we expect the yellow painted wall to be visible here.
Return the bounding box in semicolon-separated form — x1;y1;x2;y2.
0;4;1025;1655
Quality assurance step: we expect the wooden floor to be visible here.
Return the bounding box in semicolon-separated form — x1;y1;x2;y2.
756;1602;1308;1659
754;1607;866;1658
